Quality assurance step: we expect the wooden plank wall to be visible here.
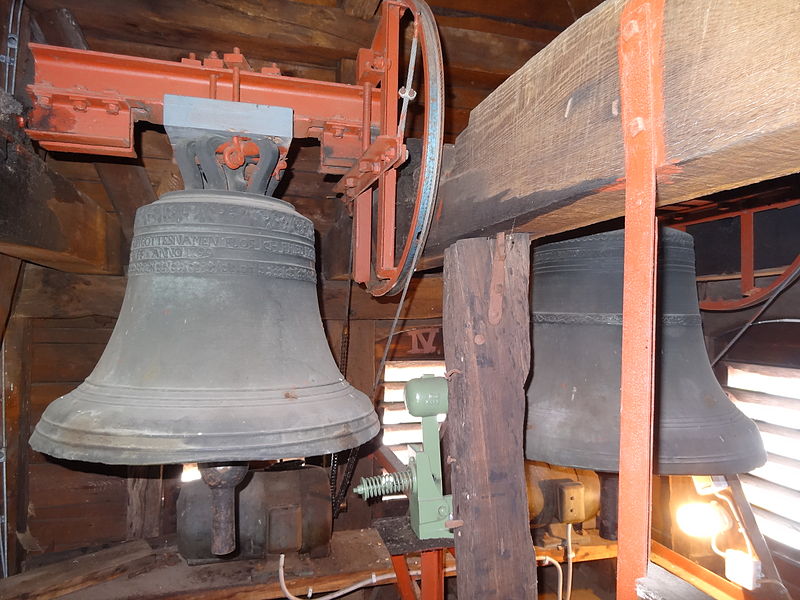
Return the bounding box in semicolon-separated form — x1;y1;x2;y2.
5;315;129;571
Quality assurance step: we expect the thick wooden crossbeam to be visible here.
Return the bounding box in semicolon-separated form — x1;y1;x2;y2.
0;124;121;274
420;0;800;266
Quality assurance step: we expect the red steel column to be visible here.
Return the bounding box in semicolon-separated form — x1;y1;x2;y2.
740;210;756;296
616;0;665;598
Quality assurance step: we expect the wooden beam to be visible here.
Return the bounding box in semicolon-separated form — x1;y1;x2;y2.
96;162;157;244
15;265;125;319
27;0;542;85
0;529;398;600
342;0;380;20
14;264;443;321
37;7;158;252
0;539;160;600
321;274;443;321
0;125;121;274
443;233;537;597
420;0;800;267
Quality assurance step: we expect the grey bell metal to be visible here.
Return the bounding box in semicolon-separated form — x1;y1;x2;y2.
30;190;380;465
525;227;766;476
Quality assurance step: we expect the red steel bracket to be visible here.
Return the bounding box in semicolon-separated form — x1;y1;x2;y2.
616;0;665;598
334;135;406;199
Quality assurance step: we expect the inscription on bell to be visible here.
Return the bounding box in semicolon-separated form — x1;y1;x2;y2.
128;258;316;282
131;233;314;260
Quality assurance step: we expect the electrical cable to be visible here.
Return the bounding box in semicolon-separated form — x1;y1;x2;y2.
539;556;563;600
710;260;800;367
565;525;574;600
278;554;456;600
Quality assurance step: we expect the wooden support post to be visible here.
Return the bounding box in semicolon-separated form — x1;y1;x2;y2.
443;233;536;598
3;317;33;574
126;466;163;539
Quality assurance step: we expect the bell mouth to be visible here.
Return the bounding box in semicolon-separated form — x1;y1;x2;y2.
30;380;380;465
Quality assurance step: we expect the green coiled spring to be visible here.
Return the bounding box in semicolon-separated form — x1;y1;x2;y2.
353;469;414;500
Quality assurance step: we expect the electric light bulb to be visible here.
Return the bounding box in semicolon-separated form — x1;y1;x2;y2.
181;462;201;483
676;501;732;538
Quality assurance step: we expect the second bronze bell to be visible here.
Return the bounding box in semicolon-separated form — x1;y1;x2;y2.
525;227;765;476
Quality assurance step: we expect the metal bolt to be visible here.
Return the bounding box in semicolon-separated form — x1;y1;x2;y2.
345;177;357;188
474;333;485;345
37;96;51;108
105;102;120;115
73;99;89;112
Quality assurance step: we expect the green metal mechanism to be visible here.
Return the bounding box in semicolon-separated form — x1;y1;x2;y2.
354;375;453;539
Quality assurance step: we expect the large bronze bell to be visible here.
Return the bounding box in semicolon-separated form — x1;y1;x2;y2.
525;227;765;475
30;190;380;465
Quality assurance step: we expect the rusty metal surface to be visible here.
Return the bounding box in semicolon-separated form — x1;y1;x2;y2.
178;466;332;563
199;464;248;556
23;0;445;297
25;43;378;161
616;0;665;597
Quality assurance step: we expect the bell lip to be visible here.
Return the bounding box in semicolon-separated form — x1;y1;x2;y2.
525;405;767;476
157;189;298;213
29;408;380;466
525;421;768;475
29;417;380;466
30;377;381;465
521;452;768;476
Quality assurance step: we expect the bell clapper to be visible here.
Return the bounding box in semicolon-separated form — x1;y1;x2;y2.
199;463;249;555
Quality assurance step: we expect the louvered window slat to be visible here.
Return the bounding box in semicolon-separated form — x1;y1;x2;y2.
727;362;800;552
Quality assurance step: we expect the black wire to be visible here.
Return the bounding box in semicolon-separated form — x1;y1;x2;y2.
711;263;800;367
